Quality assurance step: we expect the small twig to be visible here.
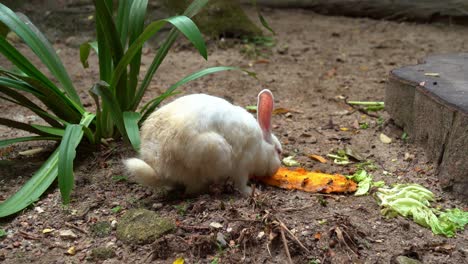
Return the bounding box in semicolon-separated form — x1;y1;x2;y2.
334;227;358;257
177;225;211;231
344;100;380;118
277;218;310;254
18;231;41;241
227;218;262;223
266;241;272;257
280;227;293;264
65;222;88;235
278;205;315;213
144;251;153;263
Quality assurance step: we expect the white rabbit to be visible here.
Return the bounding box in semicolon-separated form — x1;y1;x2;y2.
124;89;282;195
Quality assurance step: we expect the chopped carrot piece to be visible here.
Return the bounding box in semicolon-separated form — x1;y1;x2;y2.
254;167;357;193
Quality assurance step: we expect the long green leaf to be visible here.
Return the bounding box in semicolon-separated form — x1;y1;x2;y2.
0;5;82;106
0;113;94;218
57;124;82;204
123;111;141;151
0;71;83;123
0;136;59;148
57;112;94;204
116;0;132;47
0;85;63;127
140;66;241;122
91;82;126;138
0;117;51;136
79;41;98;69
31;125;64;137
111;16;206;98
95;15;112;83
93;0;129;109
92;0;124;66
0;148;59;218
130;0;208;110
127;0;148;104
184;0;210;17
251;0;275;34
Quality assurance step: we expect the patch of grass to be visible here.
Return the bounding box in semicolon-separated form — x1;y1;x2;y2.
112;175;128;182
111;205;122;214
174;203;188;216
355;160;378;171
240;36;276;58
90;221;112;238
91;247;116;260
401;132;409;142
377;116;385;126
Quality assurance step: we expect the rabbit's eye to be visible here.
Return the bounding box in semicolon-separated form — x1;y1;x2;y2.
275;147;282;155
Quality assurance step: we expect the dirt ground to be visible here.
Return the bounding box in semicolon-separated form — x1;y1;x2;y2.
1;3;467;264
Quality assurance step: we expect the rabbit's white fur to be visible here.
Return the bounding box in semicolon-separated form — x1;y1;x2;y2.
125;91;281;195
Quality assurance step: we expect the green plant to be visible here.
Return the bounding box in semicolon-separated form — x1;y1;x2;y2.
359;122;369;129
111;205;122;213
0;0;243;218
174;203;188;216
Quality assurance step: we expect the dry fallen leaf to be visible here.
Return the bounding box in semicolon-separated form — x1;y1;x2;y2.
18;147;44;156
308;154;328;163
42;228;54;234
173;257;185;264
379;133;392;144
67;246;76;255
209;222;223;229
253;167;357;193
424;72;440;77
272;107;291;115
314;232;322;240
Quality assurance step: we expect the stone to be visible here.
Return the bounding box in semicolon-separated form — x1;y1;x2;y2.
58;229;77;240
90;222;112;238
385;53;468;201
394;256;422;264
116;208;175;245
162;0;262;38
90;247;116;260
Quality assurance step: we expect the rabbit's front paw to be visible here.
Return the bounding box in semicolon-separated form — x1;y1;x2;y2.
239;185;253;196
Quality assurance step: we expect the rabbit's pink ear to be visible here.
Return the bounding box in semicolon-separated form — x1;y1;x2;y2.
257;89;274;143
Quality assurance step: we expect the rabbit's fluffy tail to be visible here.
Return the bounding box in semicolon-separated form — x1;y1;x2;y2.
124;158;160;186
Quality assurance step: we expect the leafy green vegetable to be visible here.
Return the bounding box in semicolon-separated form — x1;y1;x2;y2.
347;170;373;196
327;149;350;165
376;184;468;237
111;206;122;213
282;156;300;167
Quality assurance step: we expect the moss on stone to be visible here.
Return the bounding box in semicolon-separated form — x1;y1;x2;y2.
116;208;175;245
90;247;116;260
162;0;262;38
90;221;112;238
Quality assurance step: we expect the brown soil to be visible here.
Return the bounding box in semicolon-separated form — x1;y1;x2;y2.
1;4;467;264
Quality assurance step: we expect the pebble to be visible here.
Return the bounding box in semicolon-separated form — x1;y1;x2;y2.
59;229;78;240
209;222;223;229
257;231;265;240
216;232;227;247
152;203;163;210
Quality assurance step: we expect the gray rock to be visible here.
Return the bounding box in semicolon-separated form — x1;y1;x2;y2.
116;208;175;245
394;256;422;264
